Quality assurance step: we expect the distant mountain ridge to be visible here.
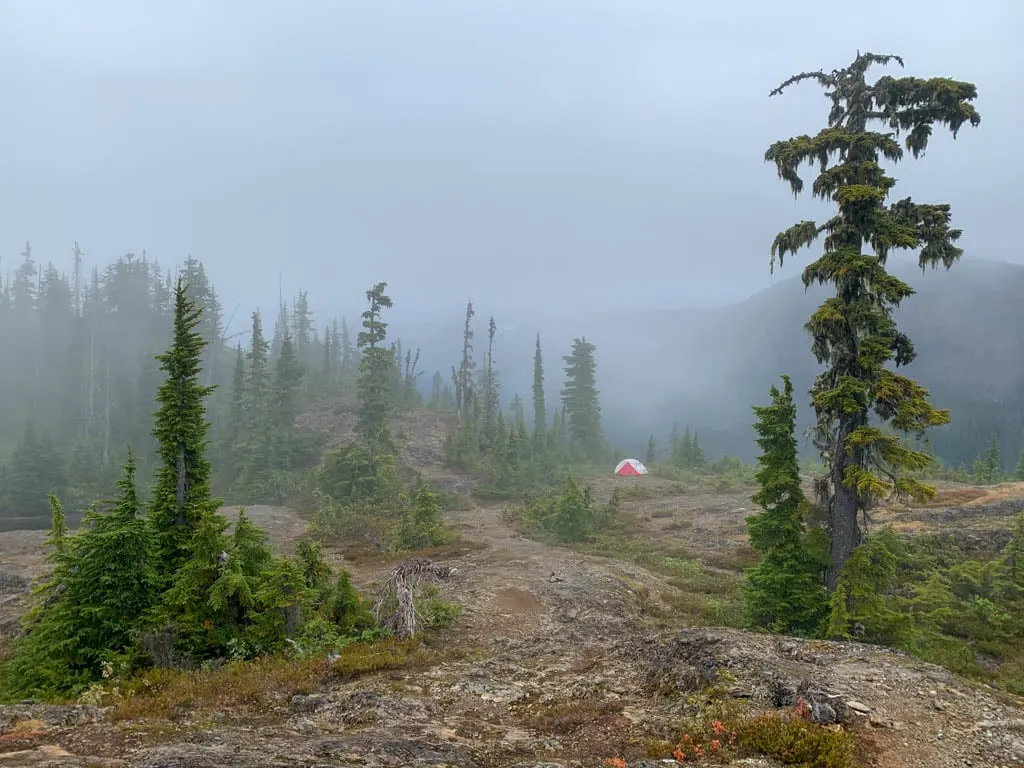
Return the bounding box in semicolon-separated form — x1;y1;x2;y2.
393;257;1024;469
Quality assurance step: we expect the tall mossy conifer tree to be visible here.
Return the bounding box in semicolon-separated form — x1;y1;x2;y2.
743;376;827;635
765;52;981;589
149;277;222;579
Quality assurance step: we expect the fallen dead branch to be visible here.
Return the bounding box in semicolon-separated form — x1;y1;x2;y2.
373;558;458;639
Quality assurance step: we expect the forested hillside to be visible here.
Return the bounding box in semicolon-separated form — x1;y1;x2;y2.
2;243;1021;524
0;246;350;519
638;256;1024;467
390;256;1024;469
0;245;618;521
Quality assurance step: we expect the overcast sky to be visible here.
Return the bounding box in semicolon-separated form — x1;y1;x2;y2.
0;0;1019;325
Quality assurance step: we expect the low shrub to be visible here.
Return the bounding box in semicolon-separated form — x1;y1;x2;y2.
613;699;855;768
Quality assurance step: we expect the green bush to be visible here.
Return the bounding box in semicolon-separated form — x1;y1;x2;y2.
735;710;855;768
511;476;618;543
821;515;1024;692
398;484;453;550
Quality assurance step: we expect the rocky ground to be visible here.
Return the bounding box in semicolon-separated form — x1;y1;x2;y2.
2;461;1024;766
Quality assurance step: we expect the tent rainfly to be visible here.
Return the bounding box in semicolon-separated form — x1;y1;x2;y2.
614;458;649;476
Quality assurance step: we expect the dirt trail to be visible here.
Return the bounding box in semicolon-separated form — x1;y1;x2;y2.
2;461;1024;766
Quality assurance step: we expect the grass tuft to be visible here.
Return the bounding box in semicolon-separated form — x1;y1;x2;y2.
515;695;625;736
109;636;450;722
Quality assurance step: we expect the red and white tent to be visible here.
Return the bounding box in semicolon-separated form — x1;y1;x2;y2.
614;458;649;476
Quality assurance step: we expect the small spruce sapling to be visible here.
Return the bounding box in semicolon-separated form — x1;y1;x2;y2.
743;375;827;635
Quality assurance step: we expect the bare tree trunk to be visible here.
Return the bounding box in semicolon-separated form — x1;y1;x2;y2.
826;425;863;591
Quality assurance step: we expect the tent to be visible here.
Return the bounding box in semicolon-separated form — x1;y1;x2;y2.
614;458;649;476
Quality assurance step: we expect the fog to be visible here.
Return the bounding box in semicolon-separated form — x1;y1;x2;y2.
1;1;1022;461
2;1;1020;312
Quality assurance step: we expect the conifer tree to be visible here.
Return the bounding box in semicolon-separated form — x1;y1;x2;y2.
455;300;476;425
993;512;1024;606
507;418;528;472
971;455;985;483
149;277;220;576
766;52;981;589
391;338;405;403
237;311;273;486
356;282;395;457
509;394;526;429
400;484;447;550
829;534;908;643
691;431;705;467
1015;449;1024;482
63;450;160;669
982;436;1002;484
274;333;304;432
646;434;657;466
429;371;453;410
71;241;84;317
561;337;605;462
271;301;290;362
547;476;594;543
230;343;246;408
677;426;694;467
5;451;160;696
399;346;422;409
824;586;852;639
6;421;63;517
531;334;546;448
549;408;568;455
339;316;355;379
444;299;479;467
330;318;342;377
292;290;314;365
47;493;67;555
743;375;827;635
494;409;507;454
321;325;333;383
273;332;305;469
481;316;500;453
